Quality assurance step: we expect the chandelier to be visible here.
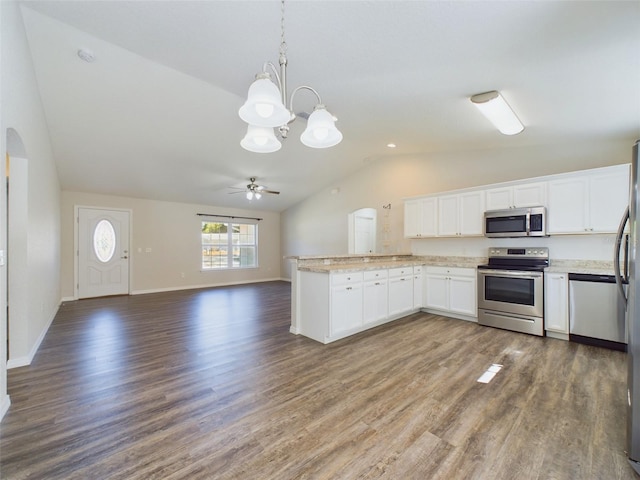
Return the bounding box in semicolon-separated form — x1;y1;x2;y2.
239;0;343;153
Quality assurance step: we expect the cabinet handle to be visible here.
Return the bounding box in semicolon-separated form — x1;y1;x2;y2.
375;282;380;285
346;287;352;290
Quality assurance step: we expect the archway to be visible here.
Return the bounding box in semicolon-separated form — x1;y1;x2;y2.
5;128;28;367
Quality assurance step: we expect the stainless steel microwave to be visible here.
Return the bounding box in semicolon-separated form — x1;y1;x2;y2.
484;206;547;238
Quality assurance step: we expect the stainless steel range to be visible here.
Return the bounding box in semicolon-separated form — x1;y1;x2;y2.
477;247;549;336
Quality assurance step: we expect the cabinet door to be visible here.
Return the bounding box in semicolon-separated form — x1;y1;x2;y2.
404;200;422;237
588;167;630;233
331;284;363;335
388;276;413;316
448;276;476;316
419;198;438;236
413;272;423;309
438;195;459;236
513;182;547;207
544;273;568;333
485;187;513;210
424;274;448;310
363;280;388;325
547;177;589;233
459;191;485;235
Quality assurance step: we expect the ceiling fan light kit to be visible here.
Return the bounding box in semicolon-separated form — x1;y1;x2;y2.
470;90;524;135
239;0;342;153
231;177;280;201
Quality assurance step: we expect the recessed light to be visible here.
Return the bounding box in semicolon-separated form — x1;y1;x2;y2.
387;143;396;148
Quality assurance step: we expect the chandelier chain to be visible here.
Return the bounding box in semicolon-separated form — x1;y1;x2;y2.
279;0;287;55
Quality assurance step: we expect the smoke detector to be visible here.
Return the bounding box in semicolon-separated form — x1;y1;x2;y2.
77;48;95;63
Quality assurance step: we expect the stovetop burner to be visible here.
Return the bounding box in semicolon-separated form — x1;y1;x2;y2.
478;247;549;271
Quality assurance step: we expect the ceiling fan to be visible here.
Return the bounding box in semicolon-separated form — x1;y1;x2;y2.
228;177;280;200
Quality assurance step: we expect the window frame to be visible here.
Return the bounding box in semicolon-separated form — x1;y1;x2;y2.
201;220;258;271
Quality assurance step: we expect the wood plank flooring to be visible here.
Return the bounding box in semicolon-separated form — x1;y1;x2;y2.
0;281;635;479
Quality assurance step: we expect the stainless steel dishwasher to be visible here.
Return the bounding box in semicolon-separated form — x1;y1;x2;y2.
568;273;627;351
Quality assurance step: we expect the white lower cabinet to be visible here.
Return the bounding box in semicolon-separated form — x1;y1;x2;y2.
331;281;363;336
363;270;388;325
424;266;477;319
544;272;569;335
388;267;414;317
298;266;421;344
413;266;423;309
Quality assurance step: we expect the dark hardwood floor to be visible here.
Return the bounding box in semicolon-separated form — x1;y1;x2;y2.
0;281;635;479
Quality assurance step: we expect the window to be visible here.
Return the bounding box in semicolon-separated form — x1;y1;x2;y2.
201;221;257;270
93;219;116;263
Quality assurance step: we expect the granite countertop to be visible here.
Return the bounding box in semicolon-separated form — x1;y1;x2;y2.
298;259;424;274
296;255;486;273
547;260;617;276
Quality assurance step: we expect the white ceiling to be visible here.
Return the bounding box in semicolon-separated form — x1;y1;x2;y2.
17;0;640;212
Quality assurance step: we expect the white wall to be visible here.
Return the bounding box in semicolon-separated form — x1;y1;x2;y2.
61;191;282;299
1;0;61;386
281;139;633;278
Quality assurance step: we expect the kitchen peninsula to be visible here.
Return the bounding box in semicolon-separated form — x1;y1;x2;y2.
288;253;482;344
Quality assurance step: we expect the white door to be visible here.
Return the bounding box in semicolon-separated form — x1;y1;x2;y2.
354;215;375;253
77;207;130;299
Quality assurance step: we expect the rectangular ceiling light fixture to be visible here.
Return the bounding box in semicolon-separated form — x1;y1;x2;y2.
470;90;524;135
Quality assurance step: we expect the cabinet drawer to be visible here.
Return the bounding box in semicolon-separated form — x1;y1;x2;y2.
363;269;388;281
331;272;363;286
425;266;475;278
389;266;413;278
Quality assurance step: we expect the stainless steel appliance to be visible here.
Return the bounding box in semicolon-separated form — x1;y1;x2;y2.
569;273;627;351
484;206;547;238
614;140;640;473
477;247;548;336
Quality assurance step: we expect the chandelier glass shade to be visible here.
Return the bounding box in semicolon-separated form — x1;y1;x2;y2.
240;125;282;153
300;106;343;148
239;0;342;153
239;75;293;128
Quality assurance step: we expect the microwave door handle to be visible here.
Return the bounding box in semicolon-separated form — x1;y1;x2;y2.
525;211;531;235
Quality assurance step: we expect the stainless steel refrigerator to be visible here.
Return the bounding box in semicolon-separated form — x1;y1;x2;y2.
614;139;640;474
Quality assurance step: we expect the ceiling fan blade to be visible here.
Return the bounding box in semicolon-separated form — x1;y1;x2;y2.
261;189;280;195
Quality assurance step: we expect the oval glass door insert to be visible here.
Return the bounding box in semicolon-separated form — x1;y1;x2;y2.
93;219;116;263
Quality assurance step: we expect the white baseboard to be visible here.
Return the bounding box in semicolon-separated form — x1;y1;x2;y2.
131;277;286;296
0;394;11;421
7;302;60;369
60;296;75;302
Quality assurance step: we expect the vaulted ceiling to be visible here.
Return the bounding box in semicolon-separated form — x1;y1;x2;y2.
17;0;640;211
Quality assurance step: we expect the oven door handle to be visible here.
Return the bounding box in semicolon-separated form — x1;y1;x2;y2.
478;269;543;278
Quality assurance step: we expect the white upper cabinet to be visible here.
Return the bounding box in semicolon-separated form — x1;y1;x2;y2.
437;191;485;237
485;182;547;210
404;163;629;239
404;197;438;238
548;165;629;234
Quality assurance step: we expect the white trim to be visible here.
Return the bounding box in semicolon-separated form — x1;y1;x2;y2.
7;302;59;369
0;394;11;421
74;206;133;300
60;296;75;302
131;277;285;295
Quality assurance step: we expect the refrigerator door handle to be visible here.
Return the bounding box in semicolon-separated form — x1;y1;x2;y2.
614;205;630;306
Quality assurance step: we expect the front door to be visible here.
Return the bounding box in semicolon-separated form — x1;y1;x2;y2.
77;207;130;299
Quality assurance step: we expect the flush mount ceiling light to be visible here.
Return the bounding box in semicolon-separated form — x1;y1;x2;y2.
239;0;343;153
470;91;524;135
